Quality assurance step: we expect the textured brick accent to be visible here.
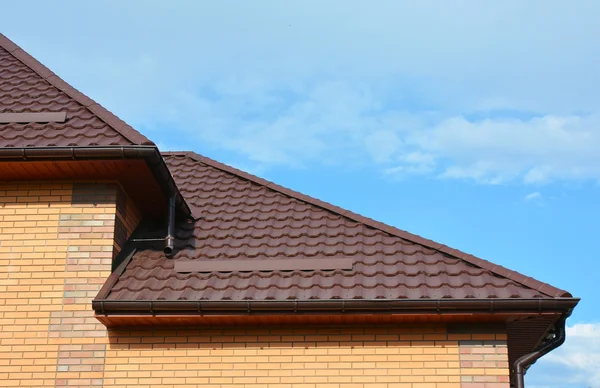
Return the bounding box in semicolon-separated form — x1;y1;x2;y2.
459;336;510;388
53;183;118;387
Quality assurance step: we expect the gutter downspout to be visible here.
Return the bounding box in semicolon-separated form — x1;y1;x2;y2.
513;314;568;388
164;195;176;256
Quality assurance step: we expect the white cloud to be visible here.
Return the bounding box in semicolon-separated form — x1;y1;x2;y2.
524;192;542;202
528;322;600;388
387;114;600;184
151;83;600;184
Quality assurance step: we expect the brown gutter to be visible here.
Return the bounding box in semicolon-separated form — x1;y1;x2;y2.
512;314;568;388
92;298;579;316
0;146;191;218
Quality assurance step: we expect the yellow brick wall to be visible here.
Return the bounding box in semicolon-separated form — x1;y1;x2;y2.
104;326;509;388
0;181;510;388
0;181;140;388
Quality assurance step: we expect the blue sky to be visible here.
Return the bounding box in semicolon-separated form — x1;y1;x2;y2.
3;1;600;386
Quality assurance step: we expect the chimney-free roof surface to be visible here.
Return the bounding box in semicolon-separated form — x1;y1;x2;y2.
99;152;572;304
0;33;153;147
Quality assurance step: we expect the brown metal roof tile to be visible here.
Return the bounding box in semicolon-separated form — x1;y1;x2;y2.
0;33;154;147
99;152;573;305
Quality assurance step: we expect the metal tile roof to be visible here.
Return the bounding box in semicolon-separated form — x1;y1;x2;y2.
103;152;571;303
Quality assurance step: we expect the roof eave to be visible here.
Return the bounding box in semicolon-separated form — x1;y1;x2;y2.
0;145;192;218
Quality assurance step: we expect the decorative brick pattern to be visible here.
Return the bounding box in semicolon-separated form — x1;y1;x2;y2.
52;182;118;387
458;336;510;388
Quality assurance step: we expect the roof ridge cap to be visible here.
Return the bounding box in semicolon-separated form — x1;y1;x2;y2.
0;33;154;146
177;151;570;299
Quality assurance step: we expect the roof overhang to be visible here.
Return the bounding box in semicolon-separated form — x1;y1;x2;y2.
0;146;191;219
94;311;546;328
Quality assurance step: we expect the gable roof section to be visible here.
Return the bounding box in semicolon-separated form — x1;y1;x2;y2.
0;33;152;147
97;151;572;307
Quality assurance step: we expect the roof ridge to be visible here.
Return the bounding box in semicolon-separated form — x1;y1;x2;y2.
0;33;153;146
167;150;570;299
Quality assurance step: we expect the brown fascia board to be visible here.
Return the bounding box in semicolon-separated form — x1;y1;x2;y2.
0;146;191;217
162;152;571;299
92;297;580;317
0;33;153;146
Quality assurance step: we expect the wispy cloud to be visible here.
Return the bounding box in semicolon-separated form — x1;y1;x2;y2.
524;192;542;202
159;86;600;184
413;115;600;184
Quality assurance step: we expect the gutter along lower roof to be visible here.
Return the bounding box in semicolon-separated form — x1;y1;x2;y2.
92;297;579;317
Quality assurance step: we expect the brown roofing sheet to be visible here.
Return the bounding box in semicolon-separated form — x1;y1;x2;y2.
0;33;153;147
103;152;571;302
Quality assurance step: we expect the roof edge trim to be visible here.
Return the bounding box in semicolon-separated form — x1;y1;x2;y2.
95;248;137;302
92;298;579;316
162;151;572;299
